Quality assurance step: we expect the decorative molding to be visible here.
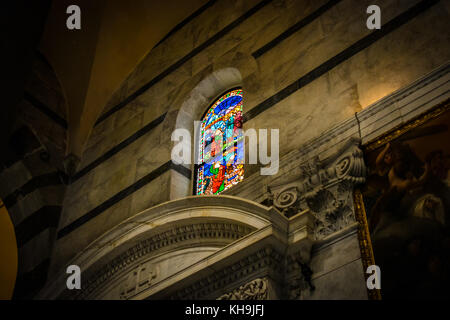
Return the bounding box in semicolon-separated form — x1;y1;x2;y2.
265;139;366;239
119;263;159;300
357;64;450;127
168;247;283;300
365;98;450;151
69;221;254;300
293;62;450;162
39;195;282;300
353;189;381;301
217;277;268;300
285;253;314;300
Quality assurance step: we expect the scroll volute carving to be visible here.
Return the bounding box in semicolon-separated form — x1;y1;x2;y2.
271;185;303;218
265;139;366;238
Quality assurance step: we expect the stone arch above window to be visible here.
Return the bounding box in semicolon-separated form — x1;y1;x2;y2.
195;88;244;195
168;67;243;200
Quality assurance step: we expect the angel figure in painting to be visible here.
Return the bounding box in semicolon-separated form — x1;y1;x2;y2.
368;142;428;233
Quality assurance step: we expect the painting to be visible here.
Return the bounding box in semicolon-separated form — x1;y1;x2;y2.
360;103;450;299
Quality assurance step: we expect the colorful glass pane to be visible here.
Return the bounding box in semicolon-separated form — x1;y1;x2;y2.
196;89;244;195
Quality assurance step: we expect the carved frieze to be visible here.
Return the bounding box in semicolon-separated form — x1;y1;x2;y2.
169;247;283;300
217;278;268;300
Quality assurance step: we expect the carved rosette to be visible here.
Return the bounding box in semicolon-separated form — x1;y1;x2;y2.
217;278;268;300
268;139;366;239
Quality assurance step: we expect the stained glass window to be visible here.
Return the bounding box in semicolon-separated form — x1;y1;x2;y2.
196;88;244;195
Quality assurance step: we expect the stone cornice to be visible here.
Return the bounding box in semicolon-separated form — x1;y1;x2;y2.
37;196;285;299
72;221;254;300
167;247;284;300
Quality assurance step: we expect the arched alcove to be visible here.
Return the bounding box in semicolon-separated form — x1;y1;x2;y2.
168;67;243;200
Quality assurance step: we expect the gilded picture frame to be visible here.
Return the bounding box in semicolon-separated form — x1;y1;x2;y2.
354;98;450;300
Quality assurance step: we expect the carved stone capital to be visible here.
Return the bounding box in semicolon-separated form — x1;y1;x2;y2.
267;138;366;239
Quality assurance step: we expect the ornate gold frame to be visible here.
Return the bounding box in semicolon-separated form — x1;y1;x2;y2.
365;98;450;151
353;97;450;300
353;189;381;300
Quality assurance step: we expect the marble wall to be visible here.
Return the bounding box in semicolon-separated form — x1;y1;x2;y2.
0;54;68;298
49;0;450;294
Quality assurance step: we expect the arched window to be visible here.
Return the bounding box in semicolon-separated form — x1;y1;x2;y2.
195;88;244;195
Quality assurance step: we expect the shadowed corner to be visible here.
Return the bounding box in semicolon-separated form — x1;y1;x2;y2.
0;198;18;300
